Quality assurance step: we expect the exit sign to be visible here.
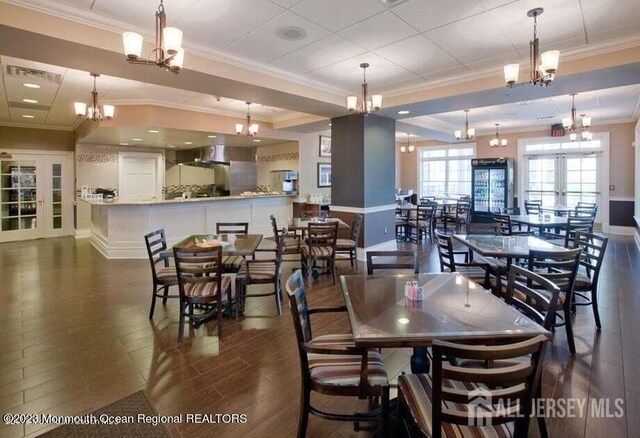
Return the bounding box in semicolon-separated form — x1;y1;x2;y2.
551;123;566;137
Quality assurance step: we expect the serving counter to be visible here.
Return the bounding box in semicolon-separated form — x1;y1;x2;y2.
82;194;294;259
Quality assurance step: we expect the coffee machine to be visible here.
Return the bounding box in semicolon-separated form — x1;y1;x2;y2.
270;170;299;194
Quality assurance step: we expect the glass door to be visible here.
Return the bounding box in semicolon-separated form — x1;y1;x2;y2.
473;169;489;212
562;153;601;220
525;156;557;206
43;154;73;238
0;155;44;241
489;168;505;213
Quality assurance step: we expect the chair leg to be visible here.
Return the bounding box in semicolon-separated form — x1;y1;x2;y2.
235;278;243;319
162;286;169;305
217;293;223;341
149;285;157;319
563;304;576;354
349;249;354;268
177;302;185;343
591;287;602;330
354;247;359;273
331;258;337;284
297;386;311;438
381;387;390;437
274;281;282;316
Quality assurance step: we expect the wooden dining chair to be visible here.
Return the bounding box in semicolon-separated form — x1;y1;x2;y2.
173;245;232;343
406;203;436;242
301;221;339;284
546;216;594;247
144;229;179;319
215;222;249;273
569;232;608;330
527;248;582;354
443;200;470;233
572;204;598;218
493;213;529;236
235;234;286;318
286;270;390;438
434;231;491;288
335;213;363;272
395;207;410;240
524;200;542;215
366;250;419;275
397;335;549;438
270;214;303;266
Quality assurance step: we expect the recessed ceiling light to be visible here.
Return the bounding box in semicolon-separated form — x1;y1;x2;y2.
132;138;142;141
253;139;262;143
148;129;159;133
184;141;193;145
275;26;308;41
398;110;410;115
22;98;39;104
120;142;129;146
21;114;35;119
167;145;176;148
328;123;332;127
22;83;41;89
207;135;217;139
398;318;410;325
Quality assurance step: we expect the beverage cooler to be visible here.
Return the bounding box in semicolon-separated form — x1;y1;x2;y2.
471;158;514;222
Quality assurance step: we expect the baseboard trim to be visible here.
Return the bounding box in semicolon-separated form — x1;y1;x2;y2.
608;225;636;236
74;229;91;239
634;228;640;251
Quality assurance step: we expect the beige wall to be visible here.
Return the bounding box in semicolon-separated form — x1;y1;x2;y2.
255;141;299;189
0;126;73;151
397;121;636;199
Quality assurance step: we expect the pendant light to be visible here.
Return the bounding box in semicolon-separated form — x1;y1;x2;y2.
454;110;475;141
236;102;259;137
503;8;559;87
73;73;114;122
490;124;507;147
347;63;382;114
562;94;592;141
400;134;415;153
122;0;184;74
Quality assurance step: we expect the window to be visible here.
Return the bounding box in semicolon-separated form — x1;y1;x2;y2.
419;144;474;197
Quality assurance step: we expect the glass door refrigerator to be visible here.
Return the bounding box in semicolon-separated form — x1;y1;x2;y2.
471;158;514;222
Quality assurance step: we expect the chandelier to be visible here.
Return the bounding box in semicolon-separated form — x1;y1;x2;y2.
74;73;114;122
400;134;415;153
122;0;184;74
503;8;559;87
454;110;475;141
236;102;259;137
347;63;382;114
490;124;507;147
563;94;592;141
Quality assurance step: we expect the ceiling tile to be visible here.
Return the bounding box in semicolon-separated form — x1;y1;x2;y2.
338;11;418;50
270;34;366;74
225;11;331;62
425;13;517;65
92;0;200;30
291;0;385;32
8;107;48;124
581;0;640;38
391;0;486;32
173;0;284;50
374;34;461;76
269;0;304;7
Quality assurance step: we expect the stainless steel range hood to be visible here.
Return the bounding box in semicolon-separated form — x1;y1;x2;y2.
176;145;256;164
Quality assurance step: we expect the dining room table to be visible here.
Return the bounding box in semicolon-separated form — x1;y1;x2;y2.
508;213;571;236
540;205;573;216
172;233;263;256
340;272;550;374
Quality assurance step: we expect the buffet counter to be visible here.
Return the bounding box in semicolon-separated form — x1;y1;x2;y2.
82;194;294;259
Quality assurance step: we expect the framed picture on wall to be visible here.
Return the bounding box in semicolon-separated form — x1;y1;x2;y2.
317;163;331;187
319;135;331;157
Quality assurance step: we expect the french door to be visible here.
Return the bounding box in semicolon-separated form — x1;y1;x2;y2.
525;152;602;221
0;152;73;243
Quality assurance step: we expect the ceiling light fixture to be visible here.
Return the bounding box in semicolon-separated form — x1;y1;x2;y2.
21;114;35;119
122;0;184;74
398;110;410;115
562;94;592;141
22;83;41;89
184;141;193;145
148;129;159;133
454;110;475;141
236;102;259;137
503;8;559;88
74;73;115;122
400;133;415;153
347;63;382;114
120;142;129;146
22;98;38;104
132;138;142;141
207;135;217;139
490;123;507;148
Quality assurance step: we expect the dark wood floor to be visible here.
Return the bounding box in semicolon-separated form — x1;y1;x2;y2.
0;234;638;438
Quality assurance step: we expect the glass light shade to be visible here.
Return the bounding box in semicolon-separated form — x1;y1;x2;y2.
123;32;143;58
541;50;560;73
366;100;372;112
569;132;577;141
103;105;115;119
235;123;243;135
250;123;260;135
346;96;357;111
168;48;184;69
467;128;475;138
408;145;415;153
371;94;382;110
454;130;462;140
501;139;508;146
490;138;498;147
582;131;593;141
581;115;591;128
162;27;183;55
562;117;572;129
74;102;87;116
400;146;407;153
503;63;520;85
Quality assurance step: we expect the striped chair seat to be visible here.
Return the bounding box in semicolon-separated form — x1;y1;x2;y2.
398;373;514;438
335;239;356;250
236;262;276;282
407;220;430;229
553;273;592;290
308;349;388;387
301;245;333;258
155;266;178;284
222;255;245;271
308;333;354;347
184;277;232;298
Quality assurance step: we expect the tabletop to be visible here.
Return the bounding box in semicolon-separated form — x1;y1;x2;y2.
540;205;573;214
287;218;349;231
340;273;549;348
509;214;570;227
453;234;571;258
173;234;263;256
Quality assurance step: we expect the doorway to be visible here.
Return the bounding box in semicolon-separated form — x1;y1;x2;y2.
118;152;163;202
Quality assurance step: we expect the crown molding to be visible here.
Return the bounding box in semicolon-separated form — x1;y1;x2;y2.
0;121;72;131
